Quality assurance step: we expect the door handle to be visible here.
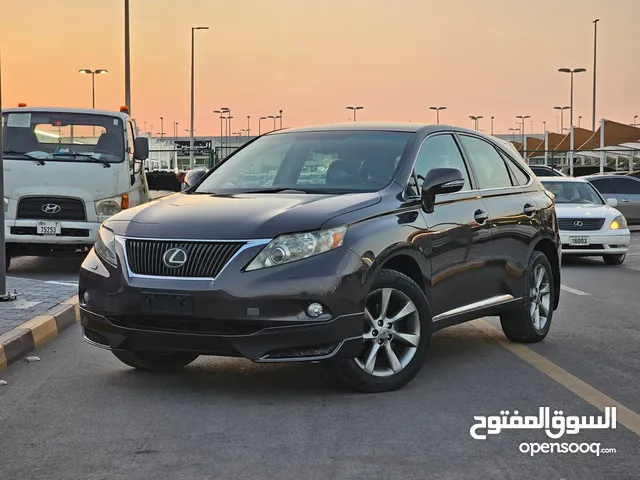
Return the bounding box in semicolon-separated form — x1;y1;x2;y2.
620;199;631;203
474;209;489;223
523;203;536;216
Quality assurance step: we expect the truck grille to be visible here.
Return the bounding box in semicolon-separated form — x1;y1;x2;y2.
558;218;605;231
125;239;245;278
17;196;87;221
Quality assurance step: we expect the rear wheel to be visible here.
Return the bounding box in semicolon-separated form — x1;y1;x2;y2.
603;254;625;265
500;250;554;343
112;350;199;371
328;269;431;393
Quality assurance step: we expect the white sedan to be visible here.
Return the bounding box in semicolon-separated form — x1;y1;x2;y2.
541;177;630;265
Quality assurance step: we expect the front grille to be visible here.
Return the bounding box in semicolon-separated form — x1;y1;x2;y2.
558;218;605;231
108;315;267;335
17;196;86;221
11;227;89;237
125;239;245;278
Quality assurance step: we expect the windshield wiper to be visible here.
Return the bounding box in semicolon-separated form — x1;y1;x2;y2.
52;152;111;168
2;150;45;165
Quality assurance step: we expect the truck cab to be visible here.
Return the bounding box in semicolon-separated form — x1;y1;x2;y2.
1;105;150;270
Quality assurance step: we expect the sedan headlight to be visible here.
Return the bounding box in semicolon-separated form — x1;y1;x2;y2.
609;215;627;230
245;226;348;271
95;194;130;216
95;226;117;266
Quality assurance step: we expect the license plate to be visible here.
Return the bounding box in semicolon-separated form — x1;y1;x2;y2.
36;221;61;235
569;236;589;246
141;293;193;315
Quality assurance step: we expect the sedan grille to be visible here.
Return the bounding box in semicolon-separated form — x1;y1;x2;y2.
17;196;86;221
125;239;245;278
558;218;605;231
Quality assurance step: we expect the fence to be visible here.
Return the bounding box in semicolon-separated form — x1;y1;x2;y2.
144;146;242;172
523;149;640;173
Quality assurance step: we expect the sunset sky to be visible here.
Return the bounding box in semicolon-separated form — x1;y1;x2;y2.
1;0;639;136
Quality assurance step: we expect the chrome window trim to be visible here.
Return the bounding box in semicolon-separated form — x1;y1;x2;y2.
115;235;272;281
432;294;518;322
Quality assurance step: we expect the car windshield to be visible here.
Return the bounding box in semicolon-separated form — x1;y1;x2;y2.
194;130;413;194
541;180;604;205
2;111;125;163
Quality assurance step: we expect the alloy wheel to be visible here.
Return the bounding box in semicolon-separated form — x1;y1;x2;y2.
529;263;551;332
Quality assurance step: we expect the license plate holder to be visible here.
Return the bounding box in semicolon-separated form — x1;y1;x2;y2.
36;221;61;235
568;236;589;246
141;293;193;315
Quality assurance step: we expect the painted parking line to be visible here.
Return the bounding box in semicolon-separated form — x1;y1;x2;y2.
473;319;640;437
44;281;78;287
561;285;591;296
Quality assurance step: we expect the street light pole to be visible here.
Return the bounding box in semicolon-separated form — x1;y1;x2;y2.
124;0;131;113
346;106;363;121
592;19;599;131
247;115;251;136
78;69;108;109
279;109;283;129
491;116;495;135
469;115;483;131
259;116;266;135
189;26;209;169
429;106;446;124
160;117;164;139
559;67;586;131
554;106;569;134
516;115;530;143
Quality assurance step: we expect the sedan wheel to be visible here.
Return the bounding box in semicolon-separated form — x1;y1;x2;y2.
529;263;552;333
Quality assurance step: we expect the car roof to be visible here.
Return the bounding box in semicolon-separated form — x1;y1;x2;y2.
2;106;130;121
582;173;640;181
538;176;588;183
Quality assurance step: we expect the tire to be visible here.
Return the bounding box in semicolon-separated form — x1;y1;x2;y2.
500;250;555;343
603;254;625;265
112;350;199;371
327;269;431;393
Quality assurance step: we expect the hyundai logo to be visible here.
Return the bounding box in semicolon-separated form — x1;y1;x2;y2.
574;221;584;227
41;203;61;214
162;247;188;268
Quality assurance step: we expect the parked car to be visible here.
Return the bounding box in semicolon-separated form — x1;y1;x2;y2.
584;174;640;225
561;165;617;177
625;171;640;179
540;178;630;265
529;165;567;177
79;122;562;392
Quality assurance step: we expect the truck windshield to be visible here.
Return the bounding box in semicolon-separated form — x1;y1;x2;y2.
2;111;126;163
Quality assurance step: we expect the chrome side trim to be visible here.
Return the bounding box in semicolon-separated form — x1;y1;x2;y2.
115;235;272;281
432;294;516;322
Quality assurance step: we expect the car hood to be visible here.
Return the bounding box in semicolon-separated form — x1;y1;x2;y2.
554;203;618;218
106;191;381;239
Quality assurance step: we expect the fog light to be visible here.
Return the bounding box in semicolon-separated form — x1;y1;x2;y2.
306;302;324;317
82;291;90;305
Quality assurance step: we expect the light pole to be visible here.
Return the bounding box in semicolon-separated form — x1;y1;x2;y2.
346;106;363;121
491;116;495;135
578;115;582;128
543;121;547;132
259;116;267;135
279;109;283;129
558;67;586;130
78;69;108;109
634;115;638;127
189;26;209;168
592;19;599;131
508;128;517;141
554;106;569;133
160;117;164;138
227;114;233;145
124;0;131;113
516;115;530;143
429;106;446;124
268;115;276;131
247;115;251;136
214;107;229;150
469;115;483;130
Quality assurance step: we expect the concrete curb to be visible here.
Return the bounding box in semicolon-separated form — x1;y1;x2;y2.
0;295;79;371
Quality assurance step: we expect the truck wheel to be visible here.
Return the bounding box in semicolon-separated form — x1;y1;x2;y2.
112;350;199;371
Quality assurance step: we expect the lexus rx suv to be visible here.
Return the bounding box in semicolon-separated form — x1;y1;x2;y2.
79;123;562;392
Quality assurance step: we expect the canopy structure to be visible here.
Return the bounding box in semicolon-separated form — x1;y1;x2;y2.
578;120;640;150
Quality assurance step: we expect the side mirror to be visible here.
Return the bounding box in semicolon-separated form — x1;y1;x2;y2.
133;137;149;160
420;167;465;213
184;169;207;188
606;197;618;208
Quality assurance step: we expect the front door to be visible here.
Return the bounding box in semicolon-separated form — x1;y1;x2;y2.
410;133;493;318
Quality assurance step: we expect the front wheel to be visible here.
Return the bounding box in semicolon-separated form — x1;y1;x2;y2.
500;250;555;343
112;350;199;371
327;269;431;393
603;254;625;265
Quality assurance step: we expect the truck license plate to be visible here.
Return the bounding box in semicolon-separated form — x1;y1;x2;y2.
569;236;589;246
36;221;61;235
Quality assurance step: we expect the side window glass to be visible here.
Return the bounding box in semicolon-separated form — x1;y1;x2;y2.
126;122;135;157
413;134;471;192
459;135;514;189
613;178;640;195
500;151;529;185
590;178;615;194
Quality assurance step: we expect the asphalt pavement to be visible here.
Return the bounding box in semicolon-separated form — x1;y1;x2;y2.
1;233;639;479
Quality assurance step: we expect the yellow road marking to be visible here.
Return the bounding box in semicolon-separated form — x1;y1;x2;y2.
472;319;640;436
0;344;6;371
20;315;58;348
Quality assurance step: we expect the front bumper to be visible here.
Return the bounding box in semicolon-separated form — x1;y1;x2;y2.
79;243;369;363
560;230;630;256
5;220;101;245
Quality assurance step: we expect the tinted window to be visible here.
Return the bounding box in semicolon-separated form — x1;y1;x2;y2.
195;130;412;193
501;152;530;185
612;178;640;195
413;134;471;191
530;166;554;177
459;135;513;189
541;180;604;205
589;178;615;194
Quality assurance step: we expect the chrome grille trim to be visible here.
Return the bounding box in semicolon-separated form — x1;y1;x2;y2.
558;218;605;231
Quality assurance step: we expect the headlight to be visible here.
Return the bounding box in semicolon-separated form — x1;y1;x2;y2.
245;226;348;271
95;226;117;266
95;194;130;216
609;215;627;230
4;197;8;213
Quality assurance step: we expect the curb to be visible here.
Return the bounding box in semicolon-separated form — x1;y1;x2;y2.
0;295;80;371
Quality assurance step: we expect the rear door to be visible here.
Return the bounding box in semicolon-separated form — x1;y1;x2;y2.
609;177;640;223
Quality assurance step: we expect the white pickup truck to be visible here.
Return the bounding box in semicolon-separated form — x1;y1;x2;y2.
1;105;150;270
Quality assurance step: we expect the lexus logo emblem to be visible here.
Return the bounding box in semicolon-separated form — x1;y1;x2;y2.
41;203;61;214
574;221;584;227
162;247;187;268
